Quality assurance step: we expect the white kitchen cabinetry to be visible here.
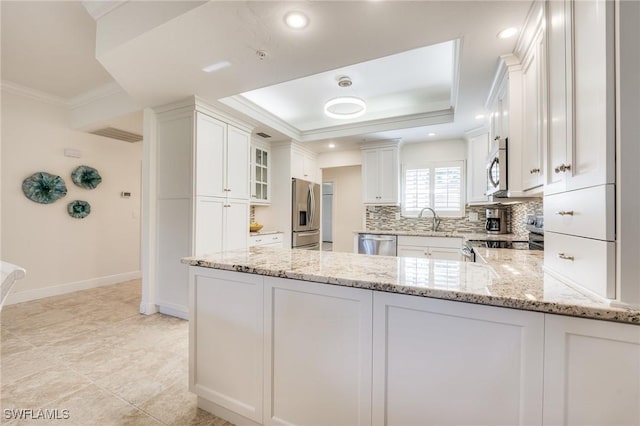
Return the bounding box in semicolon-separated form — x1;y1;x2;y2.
189;268;264;423
196;113;250;200
372;291;544;426
361;143;399;205
291;146;319;183
154;98;252;317
545;0;615;195
249;233;283;248
251;140;270;205
543;314;640;426
544;0;616;299
397;235;463;261
521;27;545;191
263;277;372;426
466;132;489;204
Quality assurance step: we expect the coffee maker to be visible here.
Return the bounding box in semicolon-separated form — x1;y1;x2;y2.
485;208;508;234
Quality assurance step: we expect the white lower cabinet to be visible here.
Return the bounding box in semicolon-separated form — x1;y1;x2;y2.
189;268;639;426
189;268;264;423
397;236;463;261
372;291;544;426
543;314;640;426
249;233;283;248
263;277;372;426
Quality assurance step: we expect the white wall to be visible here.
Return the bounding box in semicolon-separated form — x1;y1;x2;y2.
1;90;143;304
322;166;363;253
401;139;467;166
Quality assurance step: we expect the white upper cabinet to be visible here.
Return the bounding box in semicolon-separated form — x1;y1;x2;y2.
521;28;545;191
291;146;319;183
466;132;489;204
250;140;271;205
545;0;615;194
362;144;400;205
195;113;250;200
196;114;227;198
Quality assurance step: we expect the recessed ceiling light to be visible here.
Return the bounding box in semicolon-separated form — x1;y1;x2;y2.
284;11;309;29
497;27;518;39
328;143;336;148
324;97;367;119
428;132;437;137
475;114;485;120
202;61;231;73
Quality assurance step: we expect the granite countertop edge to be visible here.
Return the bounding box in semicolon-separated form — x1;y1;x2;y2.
353;230;530;241
181;255;640;325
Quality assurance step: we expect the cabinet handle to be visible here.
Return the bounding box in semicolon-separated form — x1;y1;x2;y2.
255;239;262;243
272;236;278;240
494;136;501;141
224;204;230;208
529;168;540;174
554;164;571;173
557;253;575;261
555;210;574;216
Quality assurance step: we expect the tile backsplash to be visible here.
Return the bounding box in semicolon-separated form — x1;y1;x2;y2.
365;199;543;234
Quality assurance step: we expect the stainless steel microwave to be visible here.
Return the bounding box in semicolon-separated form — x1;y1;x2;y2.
486;137;508;197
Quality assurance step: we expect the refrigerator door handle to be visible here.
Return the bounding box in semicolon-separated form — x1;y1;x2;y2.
308;183;315;227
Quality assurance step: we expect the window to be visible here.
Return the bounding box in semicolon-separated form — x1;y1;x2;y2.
402;161;464;217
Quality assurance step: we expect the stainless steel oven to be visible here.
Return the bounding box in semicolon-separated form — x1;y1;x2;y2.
486;137;508;197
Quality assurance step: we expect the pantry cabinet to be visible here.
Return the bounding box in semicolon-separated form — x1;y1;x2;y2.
154;98;252;317
361;143;400;205
544;0;616;299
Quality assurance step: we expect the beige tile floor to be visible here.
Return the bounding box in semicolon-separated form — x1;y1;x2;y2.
1;280;233;426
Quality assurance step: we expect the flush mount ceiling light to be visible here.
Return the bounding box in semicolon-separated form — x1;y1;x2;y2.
202;60;231;73
328;143;336;148
324;97;367;119
497;27;519;39
284;11;309;29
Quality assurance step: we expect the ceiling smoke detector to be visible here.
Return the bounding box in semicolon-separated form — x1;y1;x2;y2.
256;50;267;60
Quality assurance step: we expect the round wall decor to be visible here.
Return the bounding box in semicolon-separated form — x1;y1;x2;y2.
67;200;91;219
71;165;102;189
22;172;67;204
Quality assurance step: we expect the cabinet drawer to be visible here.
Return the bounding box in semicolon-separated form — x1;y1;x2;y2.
545;232;615;299
249;233;283;247
544;185;614;241
398;236;463;249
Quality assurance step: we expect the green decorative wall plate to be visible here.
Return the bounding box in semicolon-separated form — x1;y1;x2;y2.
22;172;67;204
71;165;102;189
67;200;91;219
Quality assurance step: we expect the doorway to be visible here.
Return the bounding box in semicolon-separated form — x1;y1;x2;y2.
322;182;333;251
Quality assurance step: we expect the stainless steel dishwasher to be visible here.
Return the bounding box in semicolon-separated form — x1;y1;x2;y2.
357;234;397;256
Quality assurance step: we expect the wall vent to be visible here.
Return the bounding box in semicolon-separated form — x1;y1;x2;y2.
256;132;271;138
89;127;142;143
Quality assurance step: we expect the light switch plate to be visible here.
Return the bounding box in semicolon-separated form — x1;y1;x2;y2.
468;212;479;222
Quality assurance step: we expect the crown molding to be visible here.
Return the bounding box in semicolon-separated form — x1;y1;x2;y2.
1;81;67;106
82;1;129;21
67;81;126;109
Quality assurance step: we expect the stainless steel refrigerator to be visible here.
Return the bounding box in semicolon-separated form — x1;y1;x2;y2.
292;178;321;250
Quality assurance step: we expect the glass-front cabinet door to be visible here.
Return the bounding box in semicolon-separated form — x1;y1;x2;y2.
251;142;270;204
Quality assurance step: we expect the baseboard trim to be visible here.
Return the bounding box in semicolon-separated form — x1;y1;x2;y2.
197;397;261;426
158;303;189;320
5;271;141;305
139;302;159;316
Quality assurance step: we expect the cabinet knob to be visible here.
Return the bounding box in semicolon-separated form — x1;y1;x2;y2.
557;253;575;261
224;204;230;208
554;164;571;173
529;168;541;174
494;136;501;141
555;210;574;216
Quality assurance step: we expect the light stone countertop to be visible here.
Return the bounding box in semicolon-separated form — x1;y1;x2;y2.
353;230;531;242
182;247;640;325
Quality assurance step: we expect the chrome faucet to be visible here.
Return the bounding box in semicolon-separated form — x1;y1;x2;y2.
418;207;442;232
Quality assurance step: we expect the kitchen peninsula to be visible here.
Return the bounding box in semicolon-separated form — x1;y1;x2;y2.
182;247;640;426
